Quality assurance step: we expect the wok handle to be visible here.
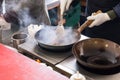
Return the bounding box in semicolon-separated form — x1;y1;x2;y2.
77;10;102;34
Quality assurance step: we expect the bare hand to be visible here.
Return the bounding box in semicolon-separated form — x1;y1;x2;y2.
58;18;66;26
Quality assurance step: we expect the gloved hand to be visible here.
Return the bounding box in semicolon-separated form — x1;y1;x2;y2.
0;15;11;30
87;13;111;28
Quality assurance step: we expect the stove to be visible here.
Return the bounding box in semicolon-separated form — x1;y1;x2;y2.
18;37;120;80
18;38;73;66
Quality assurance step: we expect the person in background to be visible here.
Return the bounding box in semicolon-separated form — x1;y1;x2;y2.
0;0;50;27
81;0;120;44
62;0;120;44
59;0;81;28
0;0;50;44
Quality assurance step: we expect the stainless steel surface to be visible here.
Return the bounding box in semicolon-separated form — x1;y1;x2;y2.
56;56;120;80
18;38;72;66
18;34;120;80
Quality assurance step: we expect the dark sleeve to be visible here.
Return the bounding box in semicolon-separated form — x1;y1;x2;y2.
3;10;20;25
107;2;120;20
113;2;120;17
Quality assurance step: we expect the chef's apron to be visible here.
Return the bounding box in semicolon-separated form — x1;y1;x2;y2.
83;0;120;44
63;0;81;28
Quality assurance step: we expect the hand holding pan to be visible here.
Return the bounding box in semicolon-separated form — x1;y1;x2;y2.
77;10;102;35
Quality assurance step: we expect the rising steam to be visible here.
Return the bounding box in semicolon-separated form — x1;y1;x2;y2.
4;0;49;27
36;25;79;46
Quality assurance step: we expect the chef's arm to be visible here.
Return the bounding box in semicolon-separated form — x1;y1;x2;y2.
87;3;120;28
107;2;120;20
3;11;19;25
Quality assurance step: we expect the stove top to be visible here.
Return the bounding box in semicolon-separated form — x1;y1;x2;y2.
18;38;73;65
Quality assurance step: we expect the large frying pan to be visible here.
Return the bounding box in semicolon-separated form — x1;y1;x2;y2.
35;11;101;51
34;26;80;52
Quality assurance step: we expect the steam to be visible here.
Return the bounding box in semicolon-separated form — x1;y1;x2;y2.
18;8;36;27
2;0;6;14
37;25;78;46
60;28;78;45
5;0;25;11
4;0;47;27
38;26;57;44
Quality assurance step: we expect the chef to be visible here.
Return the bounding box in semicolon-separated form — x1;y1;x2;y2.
84;0;120;45
62;0;120;45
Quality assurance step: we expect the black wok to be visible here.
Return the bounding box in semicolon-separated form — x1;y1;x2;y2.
72;38;120;74
35;26;80;52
